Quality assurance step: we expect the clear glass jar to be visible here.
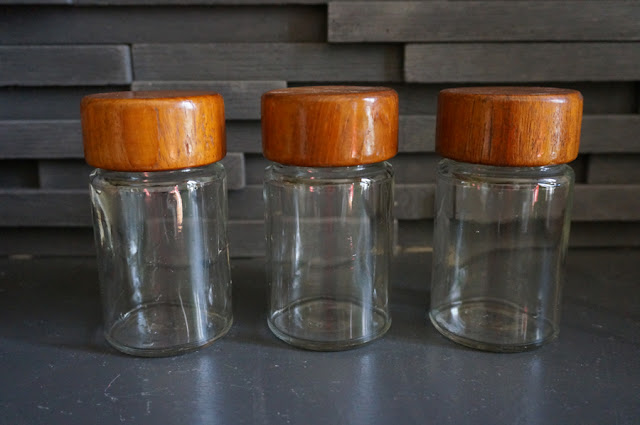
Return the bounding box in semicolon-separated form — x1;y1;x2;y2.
81;90;230;356
90;163;232;356
264;162;394;350
429;86;583;352
430;159;574;352
261;85;399;350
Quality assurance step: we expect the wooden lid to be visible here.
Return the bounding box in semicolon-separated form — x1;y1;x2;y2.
81;91;226;171
436;87;583;166
262;86;398;167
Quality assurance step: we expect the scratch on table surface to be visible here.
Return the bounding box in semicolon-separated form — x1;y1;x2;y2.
146;400;152;415
104;373;121;402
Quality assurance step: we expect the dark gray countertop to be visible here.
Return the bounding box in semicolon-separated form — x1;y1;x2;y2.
0;249;638;425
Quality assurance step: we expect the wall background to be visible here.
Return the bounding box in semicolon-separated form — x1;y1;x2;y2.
1;0;639;257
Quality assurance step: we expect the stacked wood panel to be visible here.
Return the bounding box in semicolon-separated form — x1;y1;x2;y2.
1;1;639;256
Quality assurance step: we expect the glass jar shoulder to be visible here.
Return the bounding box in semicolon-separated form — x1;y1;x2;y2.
265;162;394;187
90;162;226;191
437;158;574;187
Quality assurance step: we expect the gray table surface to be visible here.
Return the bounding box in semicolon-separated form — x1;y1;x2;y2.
0;249;638;425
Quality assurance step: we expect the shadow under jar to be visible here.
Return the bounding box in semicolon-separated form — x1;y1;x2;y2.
81;91;232;357
429;87;583;352
262;86;399;351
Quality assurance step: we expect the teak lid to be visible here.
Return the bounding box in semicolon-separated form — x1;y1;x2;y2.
261;86;399;167
436;87;583;167
81;91;226;171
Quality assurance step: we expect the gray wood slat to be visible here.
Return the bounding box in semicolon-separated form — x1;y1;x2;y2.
580;115;640;153
76;0;325;3
396;220;640;252
399;116;435;152
2;219;639;257
133;43;403;82
572;185;640;222
38;160;93;189
233;184;435;221
0;6;325;44
567;222;640;248
329;1;640;42
0;187;266;226
388;82;637;116
75;0;408;4
0;160;39;188
0;87;131;120
0;228;96;257
394;184;436;220
228;186;263;220
0;0;70;3
1;174;639;224
3;115;639;160
405;43;640;83
1;82;632;120
227;121;262;153
398;115;640;154
587;155;640;184
221;153;246;190
0;190;92;226
132;81;286;120
396;220;434;254
0;46;132;86
0;120;262;158
228;220;264;258
244;154;270;185
393;184;640;221
0;221;264;257
569;156;587;184
0;120;82;158
38;153;246;190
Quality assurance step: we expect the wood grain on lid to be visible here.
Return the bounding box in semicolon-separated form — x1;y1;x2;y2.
81;91;226;171
436;87;583;166
262;86;399;167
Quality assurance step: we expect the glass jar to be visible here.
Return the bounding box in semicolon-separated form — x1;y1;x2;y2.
429;87;583;352
261;86;399;350
81;91;232;356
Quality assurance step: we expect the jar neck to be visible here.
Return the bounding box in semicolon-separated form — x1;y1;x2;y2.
91;162;224;185
440;158;572;179
269;161;391;179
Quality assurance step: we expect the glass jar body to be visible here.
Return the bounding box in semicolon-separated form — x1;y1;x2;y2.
90;163;232;357
264;162;394;350
430;159;574;352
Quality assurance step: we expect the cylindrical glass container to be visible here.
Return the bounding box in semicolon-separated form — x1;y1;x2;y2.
262;86;399;350
81;91;232;357
429;87;583;352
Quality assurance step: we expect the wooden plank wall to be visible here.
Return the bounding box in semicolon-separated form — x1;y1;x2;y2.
1;1;639;256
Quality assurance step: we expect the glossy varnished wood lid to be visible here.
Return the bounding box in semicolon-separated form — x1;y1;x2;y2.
436;87;583;166
81;91;226;171
262;86;399;167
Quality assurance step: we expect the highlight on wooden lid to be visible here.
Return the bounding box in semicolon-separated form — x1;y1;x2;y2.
262;86;399;167
81;91;226;171
436;87;583;167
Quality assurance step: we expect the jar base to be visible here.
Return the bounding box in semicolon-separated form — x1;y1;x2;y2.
105;302;232;357
429;298;557;353
268;298;391;351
